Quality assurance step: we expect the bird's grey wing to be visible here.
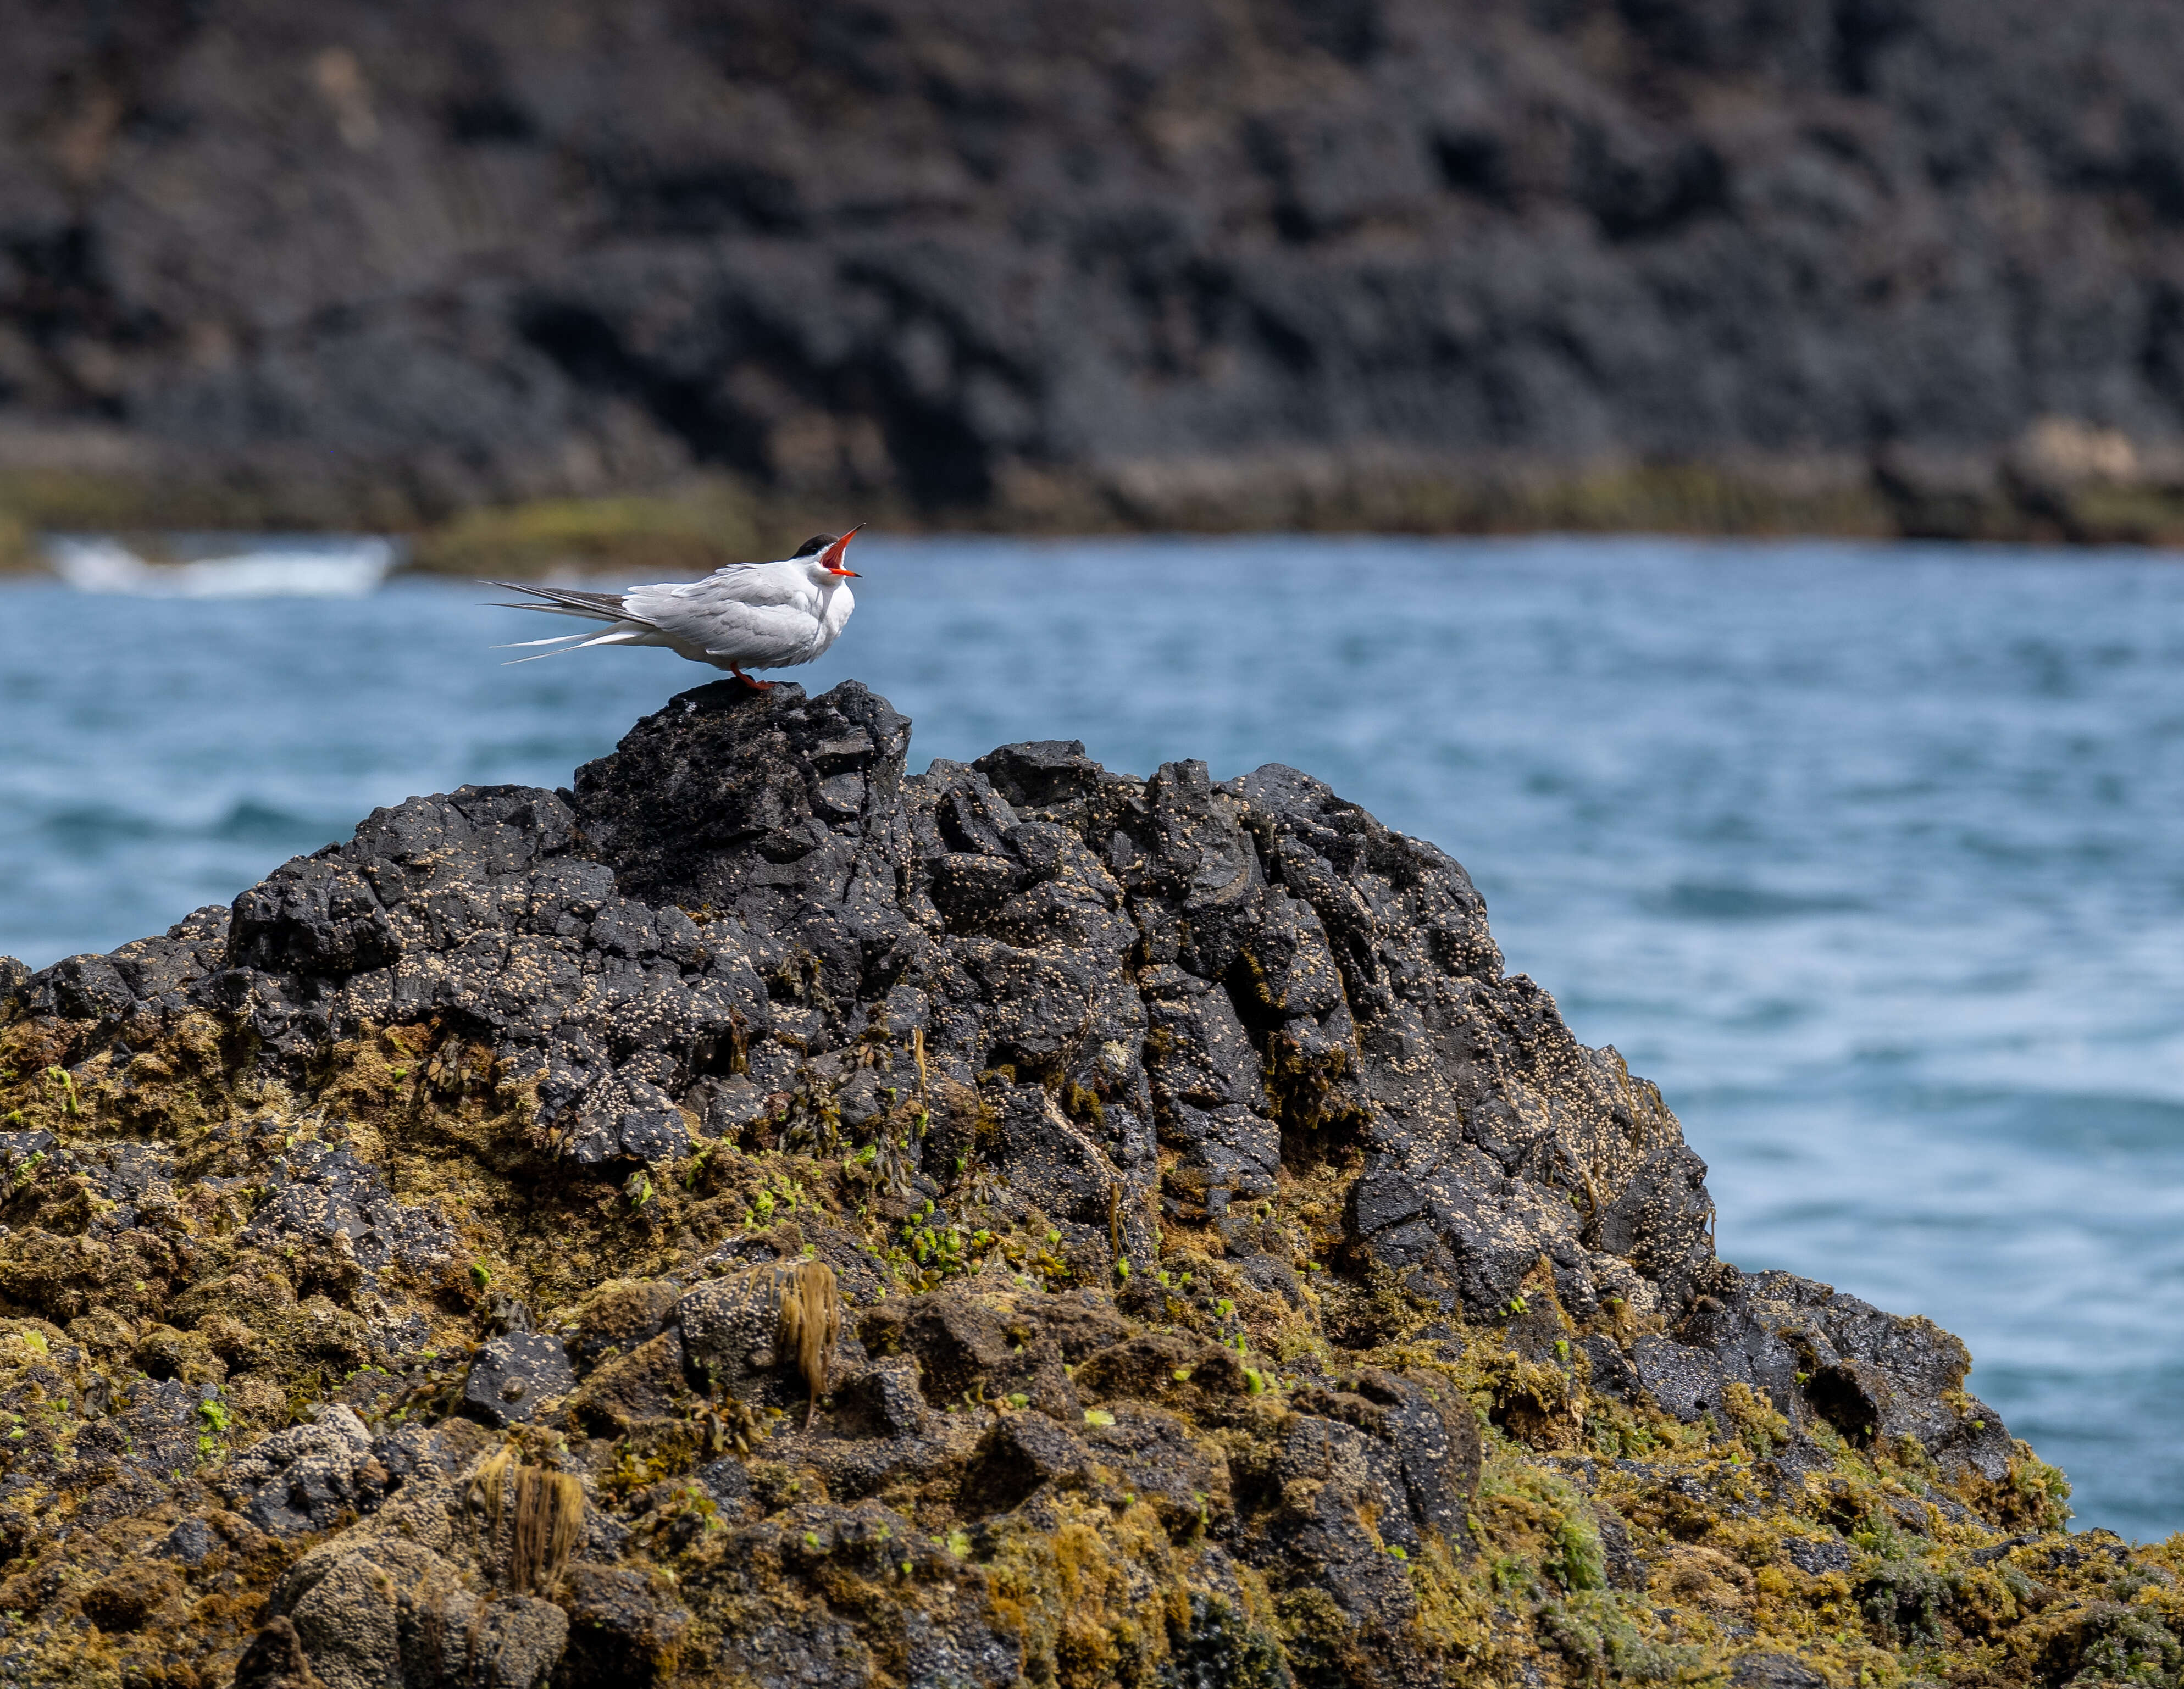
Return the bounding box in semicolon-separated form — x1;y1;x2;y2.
642;596;817;664
652;563;809;612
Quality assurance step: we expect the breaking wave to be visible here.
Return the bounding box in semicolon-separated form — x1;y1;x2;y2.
43;534;399;598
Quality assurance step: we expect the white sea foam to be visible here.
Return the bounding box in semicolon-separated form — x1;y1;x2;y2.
42;534;398;598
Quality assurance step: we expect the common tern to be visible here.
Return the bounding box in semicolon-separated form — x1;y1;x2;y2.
489;528;861;689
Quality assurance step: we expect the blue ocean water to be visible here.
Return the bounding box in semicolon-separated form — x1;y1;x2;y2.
3;534;2181;1537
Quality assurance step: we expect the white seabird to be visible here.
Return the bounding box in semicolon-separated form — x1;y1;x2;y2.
488;527;862;689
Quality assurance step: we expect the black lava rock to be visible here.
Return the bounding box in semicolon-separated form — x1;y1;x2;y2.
8;678;2017;1479
1732;1656;1831;1689
0;676;2070;1689
155;1518;217;1566
463;1333;578;1429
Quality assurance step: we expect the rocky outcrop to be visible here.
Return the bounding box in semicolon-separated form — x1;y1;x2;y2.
0;680;2136;1689
8;1;2184;544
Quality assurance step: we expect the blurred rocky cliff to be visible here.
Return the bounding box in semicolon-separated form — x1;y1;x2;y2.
8;0;2184;555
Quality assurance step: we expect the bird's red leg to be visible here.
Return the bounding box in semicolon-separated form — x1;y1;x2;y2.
730;665;773;691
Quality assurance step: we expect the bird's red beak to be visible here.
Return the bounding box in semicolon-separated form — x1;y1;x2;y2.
821;525;863;576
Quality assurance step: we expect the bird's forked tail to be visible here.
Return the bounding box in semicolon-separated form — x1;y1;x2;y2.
483;580;657;664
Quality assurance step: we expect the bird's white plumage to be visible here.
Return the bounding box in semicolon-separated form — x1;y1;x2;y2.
632;563;853;666
487;543;858;680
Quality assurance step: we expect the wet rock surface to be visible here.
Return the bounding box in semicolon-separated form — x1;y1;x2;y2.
0;678;2149;1688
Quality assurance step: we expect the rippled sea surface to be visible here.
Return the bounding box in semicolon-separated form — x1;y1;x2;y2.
4;535;2182;1536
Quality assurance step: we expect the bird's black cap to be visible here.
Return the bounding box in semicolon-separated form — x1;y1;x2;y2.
791;534;838;558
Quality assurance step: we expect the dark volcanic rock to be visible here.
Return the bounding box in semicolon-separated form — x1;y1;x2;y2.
559;1563;692;1685
463;1332;578;1429
1731;1655;1829;1689
231;1616;324;1689
0;678;2109;1688
5;2;2184;537
8;677;2014;1428
218;1405;382;1536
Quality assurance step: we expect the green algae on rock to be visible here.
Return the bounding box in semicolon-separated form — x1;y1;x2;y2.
0;680;2170;1689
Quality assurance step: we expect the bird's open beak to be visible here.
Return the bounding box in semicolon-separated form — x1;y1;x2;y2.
821;525;863;576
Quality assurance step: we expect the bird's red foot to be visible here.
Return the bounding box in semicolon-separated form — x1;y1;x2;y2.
732;669;773;691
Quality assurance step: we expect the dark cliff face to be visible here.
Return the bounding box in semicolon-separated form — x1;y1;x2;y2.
5;0;2184;535
0;680;2099;1689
